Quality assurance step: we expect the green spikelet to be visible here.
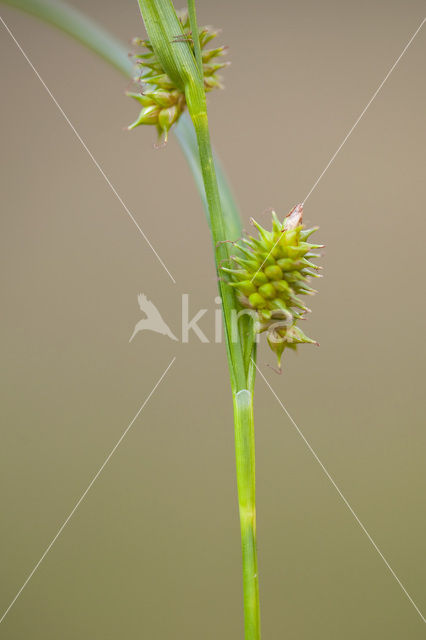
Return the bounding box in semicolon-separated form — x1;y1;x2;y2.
223;203;322;371
127;10;228;143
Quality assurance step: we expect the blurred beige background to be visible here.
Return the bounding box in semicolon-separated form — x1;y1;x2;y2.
1;0;425;638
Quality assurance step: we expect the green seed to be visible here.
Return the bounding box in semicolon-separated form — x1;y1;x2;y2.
258;283;276;299
264;265;283;281
232;280;256;296
252;271;268;286
277;258;295;271
273;280;290;295
249;293;266;309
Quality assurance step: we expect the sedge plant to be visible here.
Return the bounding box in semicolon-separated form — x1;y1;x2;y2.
2;1;322;637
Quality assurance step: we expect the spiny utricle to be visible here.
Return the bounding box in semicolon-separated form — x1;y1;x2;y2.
222;204;323;370
127;10;228;142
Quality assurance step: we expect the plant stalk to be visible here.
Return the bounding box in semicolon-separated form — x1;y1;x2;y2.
182;9;261;624
234;389;261;640
192;114;260;640
186;3;261;634
138;1;261;632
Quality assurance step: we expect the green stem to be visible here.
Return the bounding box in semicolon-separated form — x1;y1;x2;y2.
185;61;261;640
173;113;241;240
189;107;247;390
137;0;261;626
234;389;261;640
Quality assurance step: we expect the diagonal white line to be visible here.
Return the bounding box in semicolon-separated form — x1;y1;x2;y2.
0;16;176;284
253;360;426;624
303;17;425;203
0;357;176;626
250;17;425;285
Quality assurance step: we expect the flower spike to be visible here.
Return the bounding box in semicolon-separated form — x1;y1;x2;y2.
127;10;227;143
222;204;322;370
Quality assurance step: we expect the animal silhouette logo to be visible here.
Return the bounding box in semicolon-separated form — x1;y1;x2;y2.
129;294;178;343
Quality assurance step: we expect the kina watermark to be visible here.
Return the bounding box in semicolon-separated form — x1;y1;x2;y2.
129;293;290;345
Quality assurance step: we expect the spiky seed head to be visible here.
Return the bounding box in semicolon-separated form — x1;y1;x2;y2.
222;204;322;370
127;10;227;143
